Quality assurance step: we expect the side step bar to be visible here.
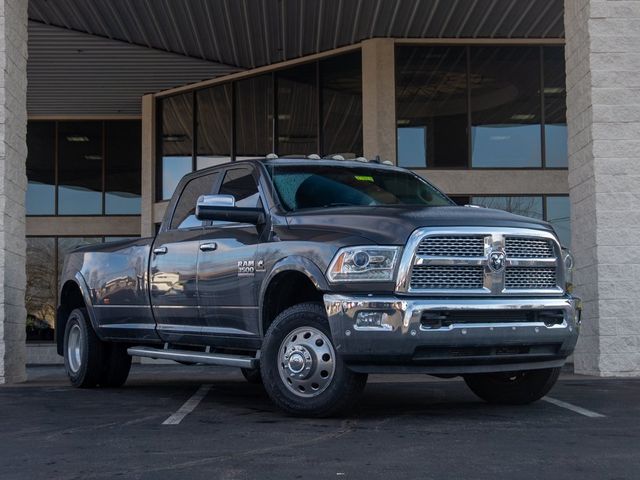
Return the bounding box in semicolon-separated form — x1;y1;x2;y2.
127;346;258;369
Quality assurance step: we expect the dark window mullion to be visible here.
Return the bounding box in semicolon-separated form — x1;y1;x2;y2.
54;121;59;215
540;46;546;169
102;121;106;215
272;71;278;155
192;92;197;172
316;61;322;156
231;82;236;161
466;46;472;169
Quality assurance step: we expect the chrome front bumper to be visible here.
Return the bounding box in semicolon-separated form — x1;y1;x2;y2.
323;294;581;374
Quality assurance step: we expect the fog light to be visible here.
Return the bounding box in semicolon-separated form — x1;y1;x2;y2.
355;311;390;330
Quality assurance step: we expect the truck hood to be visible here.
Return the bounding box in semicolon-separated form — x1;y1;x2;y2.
284;205;555;245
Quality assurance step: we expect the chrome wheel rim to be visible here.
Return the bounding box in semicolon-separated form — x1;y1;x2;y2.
278;326;336;398
67;323;82;373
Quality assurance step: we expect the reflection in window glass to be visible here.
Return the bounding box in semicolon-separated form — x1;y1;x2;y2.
161;93;194;200
396;46;468;168
277;63;318;156
26;122;56;215
544;47;568;168
236;75;273;157
220;169;261;208
197;84;232;170
170;173;218;230
546;196;571;247
57;238;104;285
58;122;103;214
105;121;141;214
321;52;363;158
471;196;543;220
26;237;57;341
470;47;541;168
397;127;426;168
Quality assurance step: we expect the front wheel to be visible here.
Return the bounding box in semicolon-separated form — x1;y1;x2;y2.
464;367;561;405
261;303;367;417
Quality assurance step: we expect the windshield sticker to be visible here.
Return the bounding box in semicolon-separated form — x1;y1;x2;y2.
355;175;374;182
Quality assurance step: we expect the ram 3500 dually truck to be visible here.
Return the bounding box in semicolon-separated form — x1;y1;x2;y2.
57;157;580;416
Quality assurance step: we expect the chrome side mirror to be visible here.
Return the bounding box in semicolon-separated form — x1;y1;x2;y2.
195;194;264;225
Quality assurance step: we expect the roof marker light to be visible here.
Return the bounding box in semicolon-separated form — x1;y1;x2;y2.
307;154;321;159
266;153;278;159
355;157;368;163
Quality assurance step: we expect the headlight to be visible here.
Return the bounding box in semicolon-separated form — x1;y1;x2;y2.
327;246;401;282
562;247;574;292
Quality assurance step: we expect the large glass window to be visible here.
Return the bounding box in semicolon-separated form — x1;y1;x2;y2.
470;47;541;168
396;46;468;168
277;63;318;156
160;93;194;200
105;121;142;214
321;51;363;158
156;51;365;200
546;196;571;246
219;168;261;209
170;173;219;230
396;46;566;169
196;84;232;170
26;122;56;215
235;74;274;159
26;120;141;216
26;237;57;342
543;47;568;168
470;196;544;219
57;122;103;214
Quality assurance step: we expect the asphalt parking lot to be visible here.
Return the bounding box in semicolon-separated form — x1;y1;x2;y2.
1;365;639;480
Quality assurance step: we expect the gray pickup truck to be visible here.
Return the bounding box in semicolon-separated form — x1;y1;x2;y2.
57;157;580;416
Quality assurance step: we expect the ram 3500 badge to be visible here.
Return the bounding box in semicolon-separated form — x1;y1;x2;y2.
57;157;580;417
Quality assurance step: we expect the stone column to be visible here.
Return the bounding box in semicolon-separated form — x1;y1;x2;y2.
565;0;640;376
0;0;28;384
361;38;396;163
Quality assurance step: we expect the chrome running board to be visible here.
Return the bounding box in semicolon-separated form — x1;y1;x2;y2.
127;346;258;369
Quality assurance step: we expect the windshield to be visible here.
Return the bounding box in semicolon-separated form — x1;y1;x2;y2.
267;164;453;212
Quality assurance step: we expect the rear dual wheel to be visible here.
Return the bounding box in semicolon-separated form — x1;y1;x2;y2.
64;308;131;388
260;303;367;417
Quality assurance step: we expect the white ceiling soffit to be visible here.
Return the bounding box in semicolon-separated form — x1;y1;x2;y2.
27;21;241;115
28;0;564;70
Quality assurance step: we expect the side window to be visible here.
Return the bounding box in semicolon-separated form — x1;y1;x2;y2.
170;172;218;230
219;168;262;209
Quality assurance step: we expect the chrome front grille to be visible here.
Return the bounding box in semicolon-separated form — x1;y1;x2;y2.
399;227;564;295
416;236;485;257
505;267;557;289
505;237;554;258
410;266;484;290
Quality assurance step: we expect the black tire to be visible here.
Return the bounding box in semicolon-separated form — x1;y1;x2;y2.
464;367;561;405
260;303;367;417
99;343;132;388
63;308;104;388
241;367;263;384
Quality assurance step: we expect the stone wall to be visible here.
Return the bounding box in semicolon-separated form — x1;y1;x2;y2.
0;0;27;384
565;0;640;375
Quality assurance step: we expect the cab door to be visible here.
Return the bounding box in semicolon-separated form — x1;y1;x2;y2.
196;166;266;345
150;171;219;344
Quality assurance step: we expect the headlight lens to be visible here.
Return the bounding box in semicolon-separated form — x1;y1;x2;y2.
562;247;574;292
327;246;401;282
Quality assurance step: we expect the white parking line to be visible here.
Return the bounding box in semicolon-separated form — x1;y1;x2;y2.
162;384;212;425
542;396;606;418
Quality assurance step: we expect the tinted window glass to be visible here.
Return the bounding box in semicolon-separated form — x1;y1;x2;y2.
26;122;56;215
236;75;274;158
219;169;261;208
471;196;544;219
268;164;452;211
544;47;568;168
57;121;103;214
197;84;232;169
26;237;57;341
321;52;363;158
470;47;541;168
277;63;318;156
396;46;468;168
105;121;141;214
160;93;194;200
170;173;218;230
546;196;571;247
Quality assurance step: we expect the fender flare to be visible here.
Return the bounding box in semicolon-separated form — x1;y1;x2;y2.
258;256;329;336
58;273;104;345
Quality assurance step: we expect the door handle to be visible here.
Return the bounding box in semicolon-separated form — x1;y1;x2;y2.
199;242;218;252
153;246;168;255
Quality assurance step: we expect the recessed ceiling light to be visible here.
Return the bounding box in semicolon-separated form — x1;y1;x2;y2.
397;119;411;125
163;134;187;142
84;155;102;161
510;114;535;121
544;87;564;94
66;135;90;142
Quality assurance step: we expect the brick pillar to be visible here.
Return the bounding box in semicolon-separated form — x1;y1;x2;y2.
565;0;640;376
0;0;27;384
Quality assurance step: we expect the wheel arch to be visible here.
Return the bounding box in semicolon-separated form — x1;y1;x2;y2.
259;257;329;337
56;273;102;355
